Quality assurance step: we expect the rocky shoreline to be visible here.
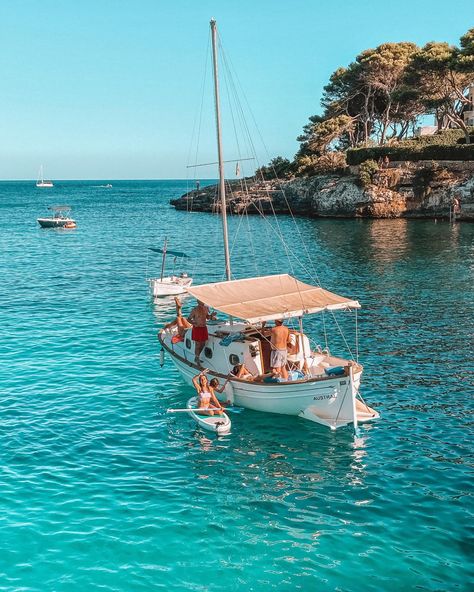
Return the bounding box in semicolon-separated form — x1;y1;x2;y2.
170;160;474;220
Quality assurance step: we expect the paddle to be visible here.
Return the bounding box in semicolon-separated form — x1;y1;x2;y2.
167;407;243;414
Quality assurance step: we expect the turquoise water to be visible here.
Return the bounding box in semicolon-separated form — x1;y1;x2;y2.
0;180;473;591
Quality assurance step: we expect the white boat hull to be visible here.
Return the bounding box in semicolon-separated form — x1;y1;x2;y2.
36;182;54;188
159;329;377;430
148;276;193;297
37;218;75;228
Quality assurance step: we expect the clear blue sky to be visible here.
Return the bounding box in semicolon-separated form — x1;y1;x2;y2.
0;0;471;180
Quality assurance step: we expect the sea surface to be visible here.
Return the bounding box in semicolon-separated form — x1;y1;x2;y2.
0;180;472;591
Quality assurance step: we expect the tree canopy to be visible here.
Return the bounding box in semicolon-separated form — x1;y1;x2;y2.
290;27;474;175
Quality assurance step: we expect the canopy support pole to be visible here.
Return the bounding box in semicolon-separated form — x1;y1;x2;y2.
298;316;308;367
355;308;359;363
160;237;168;282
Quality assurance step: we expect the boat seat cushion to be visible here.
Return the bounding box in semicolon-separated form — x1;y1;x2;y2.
324;366;345;377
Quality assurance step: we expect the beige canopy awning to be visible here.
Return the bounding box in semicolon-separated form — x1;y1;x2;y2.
187;274;360;324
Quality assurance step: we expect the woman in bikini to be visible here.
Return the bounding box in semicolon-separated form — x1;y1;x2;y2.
192;369;225;416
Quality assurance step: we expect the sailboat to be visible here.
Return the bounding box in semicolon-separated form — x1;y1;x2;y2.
36;165;54;188
158;19;379;429
147;238;193;297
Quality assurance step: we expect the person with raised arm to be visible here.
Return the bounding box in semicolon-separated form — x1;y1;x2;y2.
192;369;225;416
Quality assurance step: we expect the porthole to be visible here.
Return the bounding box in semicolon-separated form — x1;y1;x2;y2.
204;347;213;359
229;354;240;366
185;338;191;349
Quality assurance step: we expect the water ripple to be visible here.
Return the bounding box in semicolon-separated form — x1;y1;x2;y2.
0;182;472;591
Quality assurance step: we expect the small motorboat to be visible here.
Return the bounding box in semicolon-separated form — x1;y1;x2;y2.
37;205;76;228
147;238;192;297
186;397;231;435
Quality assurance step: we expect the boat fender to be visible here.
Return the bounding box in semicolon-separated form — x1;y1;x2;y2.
223;380;234;405
160;348;165;367
249;344;260;357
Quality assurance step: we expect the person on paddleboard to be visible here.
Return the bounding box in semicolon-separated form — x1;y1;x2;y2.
192;369;225;416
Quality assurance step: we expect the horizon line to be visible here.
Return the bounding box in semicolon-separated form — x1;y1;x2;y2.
0;178;219;182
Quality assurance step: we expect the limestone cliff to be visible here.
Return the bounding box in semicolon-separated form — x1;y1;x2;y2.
170;160;474;220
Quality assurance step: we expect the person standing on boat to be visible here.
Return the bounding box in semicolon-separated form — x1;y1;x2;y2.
270;320;289;380
188;300;215;364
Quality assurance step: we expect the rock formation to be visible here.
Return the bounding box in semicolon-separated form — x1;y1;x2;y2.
170;161;474;220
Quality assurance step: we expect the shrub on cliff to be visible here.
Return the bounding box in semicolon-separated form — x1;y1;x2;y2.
359;160;379;187
256;156;294;180
296;152;347;176
347;143;474;165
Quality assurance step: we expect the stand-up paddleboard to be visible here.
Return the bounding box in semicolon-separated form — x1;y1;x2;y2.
186;397;231;435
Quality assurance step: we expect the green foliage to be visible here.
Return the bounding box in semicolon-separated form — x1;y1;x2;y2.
458;28;474;71
397;128;474;146
405;39;474;139
305;115;354;154
347;143;474;165
284;27;474;179
296;152;347;176
321;42;422;147
255;156;293;180
295;26;474;165
358;160;379;187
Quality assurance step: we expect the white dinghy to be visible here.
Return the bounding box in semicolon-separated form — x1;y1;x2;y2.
185;396;231;435
158;20;379;430
147;238;193;297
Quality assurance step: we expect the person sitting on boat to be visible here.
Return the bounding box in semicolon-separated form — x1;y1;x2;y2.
188;300;216;364
230;363;254;380
229;364;285;383
192;369;225;416
262;369;285;383
162;296;192;343
270;319;289;380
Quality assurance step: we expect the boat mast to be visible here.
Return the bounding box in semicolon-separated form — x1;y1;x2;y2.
210;18;231;281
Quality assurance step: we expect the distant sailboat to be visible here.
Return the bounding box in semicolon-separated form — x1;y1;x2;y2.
36;165;54;188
